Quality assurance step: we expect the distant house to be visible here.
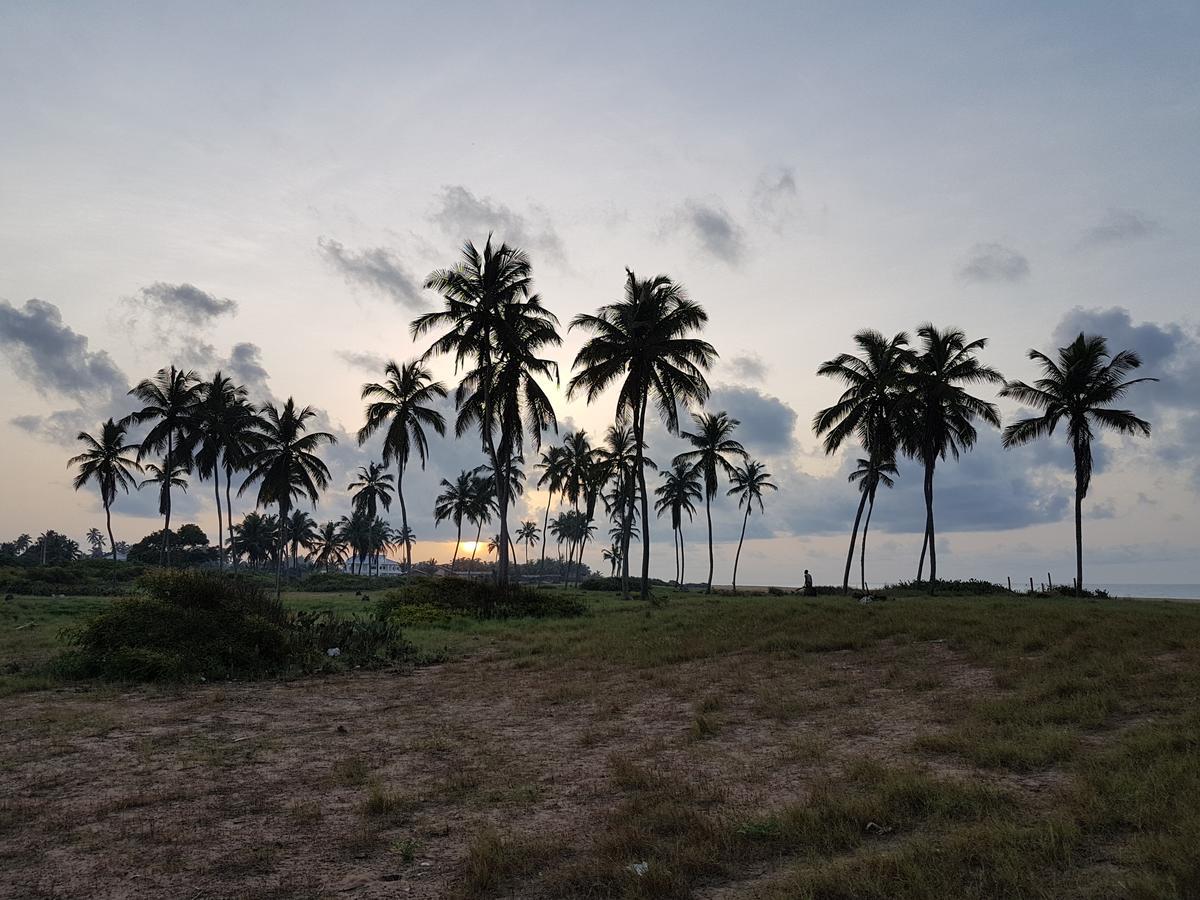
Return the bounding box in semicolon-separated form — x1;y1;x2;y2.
342;556;407;576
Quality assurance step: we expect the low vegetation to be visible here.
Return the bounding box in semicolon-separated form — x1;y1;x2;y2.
374;576;588;625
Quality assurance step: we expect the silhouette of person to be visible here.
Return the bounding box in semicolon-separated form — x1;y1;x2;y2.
803;569;813;595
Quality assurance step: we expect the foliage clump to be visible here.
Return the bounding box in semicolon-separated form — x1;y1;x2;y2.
375;576;586;623
59;570;412;681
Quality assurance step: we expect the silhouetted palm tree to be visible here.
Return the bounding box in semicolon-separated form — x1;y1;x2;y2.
726;459;777;594
124;366;203;564
140;459;189;548
310;521;349;572
338;509;373;574
193;372;251;570
517;521;540;565
85;527;106;558
569;269;716;600
535;443;568;572
902;324;1003;586
240;399;336;598
655;461;702;588
1001;333;1156;592
69;418;142;561
434;470;477;571
348;462;394;524
285;508;319;573
358;360;447;570
673;412;747;594
596;425;652;591
848;455;898;590
813;330;911;593
415;237;560;586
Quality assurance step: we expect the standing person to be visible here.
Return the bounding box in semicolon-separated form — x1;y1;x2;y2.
803;569;814;595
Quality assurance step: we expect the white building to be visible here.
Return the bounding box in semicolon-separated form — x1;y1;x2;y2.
342;556;407;576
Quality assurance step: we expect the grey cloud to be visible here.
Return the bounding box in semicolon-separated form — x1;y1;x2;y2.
669;199;745;265
429;186;565;262
727;353;768;382
751;166;799;232
707;385;797;456
1079;208;1160;248
136;282;238;325
1087;499;1117;520
318;237;425;310
958;243;1030;284
336;350;389;374
225;342;274;403
0;298;127;401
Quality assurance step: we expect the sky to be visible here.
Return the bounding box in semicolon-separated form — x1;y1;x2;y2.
1;2;1198;586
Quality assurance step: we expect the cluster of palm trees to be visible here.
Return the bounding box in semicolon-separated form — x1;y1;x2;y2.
815;327;1154;593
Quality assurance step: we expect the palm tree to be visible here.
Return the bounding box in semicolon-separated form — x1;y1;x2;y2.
310;521;349;572
673;412;747;594
140;459;189;549
534;443;568;573
239;399;336;598
434;470;477;571
813;330;911;594
902;324;1003;586
569;269;716;600
596;425;641;591
124;366;203;564
348;462;394;521
1000;333;1156;592
215;393;264;572
232;511;277;569
464;471;495;569
285;509;319;573
655;461;703;588
726;459;777;594
193;372;252;571
847;455;898;591
602;543;621;577
338;509;373;574
415;237;561;587
517;521;540;565
395;525;417;565
358;359;447;570
69;418;142;561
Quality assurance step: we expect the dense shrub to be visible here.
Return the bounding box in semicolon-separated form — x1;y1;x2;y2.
886;578;1011;596
375;577;587;623
0;560;147;596
59;570;412;682
578;576;670;592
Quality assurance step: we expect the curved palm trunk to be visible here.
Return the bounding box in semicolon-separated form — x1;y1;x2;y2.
843;490;869;594
923;459;937;590
704;493;715;594
860;494;875;591
680;526;686;589
104;498;117;563
161;433;173;566
673;525;680;586
225;469;237;572
213;478;224;571
732;506;750;594
452;518;462;571
636;395;652;602
540;492;552;573
1074;473;1084;594
398;469;411;571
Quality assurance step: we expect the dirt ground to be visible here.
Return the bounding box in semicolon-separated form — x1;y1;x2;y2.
2;640;1012;899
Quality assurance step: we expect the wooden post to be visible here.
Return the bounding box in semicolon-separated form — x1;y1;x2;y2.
1007;576;1012;592
1030;577;1035;593
1047;572;1053;590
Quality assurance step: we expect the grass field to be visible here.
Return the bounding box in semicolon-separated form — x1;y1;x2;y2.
3;587;1200;898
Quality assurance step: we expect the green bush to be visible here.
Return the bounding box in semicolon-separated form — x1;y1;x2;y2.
578;576;670;592
59;570;412;682
887;578;1011;596
375;577;587;623
0;560;147;596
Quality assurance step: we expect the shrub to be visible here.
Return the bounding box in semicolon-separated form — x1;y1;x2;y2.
578;576;669;592
375;577;586;623
59;570;412;682
886;578;1011;596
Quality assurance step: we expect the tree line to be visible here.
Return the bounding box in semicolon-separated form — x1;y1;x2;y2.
66;237;1155;597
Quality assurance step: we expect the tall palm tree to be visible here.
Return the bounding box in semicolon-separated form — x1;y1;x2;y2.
517;521;540;565
434;470;477;571
124;365;203;564
140;459;189;550
813;330;911;593
69;418;142;561
285;508;319;573
464;471;495;569
348;462;394;523
673;412;747;594
534;443;568;572
357;359;447;570
216;393;264;572
239;399;336;598
85;528;106;558
310;521;349;572
1000;333;1156;592
726;459;777;594
415;237;561;586
338;509;373;574
569;269;716;600
902;324;1003;586
596;425;649;592
847;456;897;591
193;372;251;571
654;461;703;588
395;525;417;565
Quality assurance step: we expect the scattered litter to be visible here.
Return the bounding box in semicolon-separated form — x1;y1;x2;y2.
327;647;341;657
865;821;894;835
628;862;649;877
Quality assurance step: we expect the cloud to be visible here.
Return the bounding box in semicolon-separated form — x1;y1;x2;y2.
957;243;1030;284
706;385;797;456
668;199;745;265
727;353;768;382
0;298;127;401
1079;208;1160;248
428;186;565;262
135;282;237;325
225;342;274;403
318;237;425;310
751;166;799;232
336;350;389;374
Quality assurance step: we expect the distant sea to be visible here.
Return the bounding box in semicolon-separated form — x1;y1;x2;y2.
1096;584;1200;601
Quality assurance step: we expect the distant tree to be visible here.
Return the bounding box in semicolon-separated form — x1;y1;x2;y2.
434;470;477;571
848;456;897;590
517;520;541;565
534;443;568;572
348;462;394;521
1001;333;1156;592
139;458;189;549
655;461;702;587
569;269;716;600
193;372;255;571
284;509;319;573
310;521;349;572
358;360;447;570
69;418;142;561
726;459;777;594
673;412;747;594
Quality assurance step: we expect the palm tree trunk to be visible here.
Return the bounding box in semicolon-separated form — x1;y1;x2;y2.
680;525;686;588
452;518;462;571
540;492;552;573
636;395;652;602
843;490;868;594
225;469;236;572
732;506;750;594
161;433;173;566
275;502;287;600
917;528;929;581
1075;476;1084;594
398;469;411;570
105;498;116;563
471;521;483;566
923;459;937;590
704;494;714;594
861;495;875;591
214;478;224;571
673;525;680;586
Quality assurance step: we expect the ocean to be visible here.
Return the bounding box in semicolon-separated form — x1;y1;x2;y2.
1096;584;1200;601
